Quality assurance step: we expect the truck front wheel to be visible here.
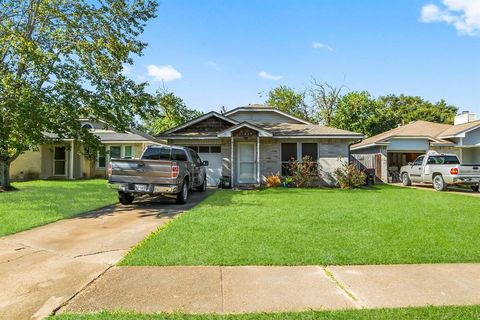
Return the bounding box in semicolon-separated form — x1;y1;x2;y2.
471;185;479;192
176;181;188;204
401;173;411;186
197;175;207;192
118;191;134;205
433;175;448;191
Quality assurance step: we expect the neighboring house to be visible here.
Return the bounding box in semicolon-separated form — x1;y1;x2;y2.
157;104;363;187
351;111;480;182
10;119;158;180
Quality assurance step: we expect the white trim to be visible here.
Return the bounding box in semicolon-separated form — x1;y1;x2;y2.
237;142;256;184
69;140;74;179
440;123;480;139
230;136;234;188
217;122;273;138
224;107;312;125
161;112;238;135
257;136;260;184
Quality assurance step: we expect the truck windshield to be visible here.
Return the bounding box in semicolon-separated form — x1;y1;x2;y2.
427;155;460;165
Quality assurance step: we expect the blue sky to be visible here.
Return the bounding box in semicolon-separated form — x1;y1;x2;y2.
124;0;480;115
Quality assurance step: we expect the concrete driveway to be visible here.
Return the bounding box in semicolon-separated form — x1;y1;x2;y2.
0;189;214;320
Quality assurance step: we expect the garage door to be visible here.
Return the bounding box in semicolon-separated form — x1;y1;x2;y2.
188;146;222;187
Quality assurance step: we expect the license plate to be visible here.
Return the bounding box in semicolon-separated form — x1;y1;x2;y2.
134;184;147;192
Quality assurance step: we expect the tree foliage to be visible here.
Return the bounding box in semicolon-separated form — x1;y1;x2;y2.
265;85;313;121
0;0;157;190
332;92;458;137
309;79;346;126
142;90;203;135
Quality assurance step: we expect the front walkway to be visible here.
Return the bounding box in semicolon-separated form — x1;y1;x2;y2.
59;264;480;315
0;190;214;320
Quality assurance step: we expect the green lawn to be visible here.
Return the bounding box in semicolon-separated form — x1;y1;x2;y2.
0;179;117;236
50;305;480;320
121;185;480;266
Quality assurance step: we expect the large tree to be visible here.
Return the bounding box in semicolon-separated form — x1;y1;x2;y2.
0;0;157;190
142;90;203;135
309;79;346;126
265;85;313;121
331;92;458;137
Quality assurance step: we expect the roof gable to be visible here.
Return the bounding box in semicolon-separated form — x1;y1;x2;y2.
225;105;311;125
160;112;238;136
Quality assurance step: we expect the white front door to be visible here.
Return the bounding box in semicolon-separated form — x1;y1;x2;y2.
237;142;256;183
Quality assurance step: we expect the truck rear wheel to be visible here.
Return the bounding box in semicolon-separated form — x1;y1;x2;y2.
471;185;479;192
176;181;188;204
433;175;447;191
118;191;134;205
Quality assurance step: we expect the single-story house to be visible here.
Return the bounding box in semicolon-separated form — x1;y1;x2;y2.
351;111;480;182
10;119;158;180
157;104;363;187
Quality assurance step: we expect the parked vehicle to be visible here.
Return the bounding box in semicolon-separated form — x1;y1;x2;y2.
400;151;480;191
108;145;208;204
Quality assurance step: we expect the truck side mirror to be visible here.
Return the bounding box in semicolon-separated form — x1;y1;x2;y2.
202;160;209;166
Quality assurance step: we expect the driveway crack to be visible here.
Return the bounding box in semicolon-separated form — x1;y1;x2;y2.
220;266;225;313
73;249;124;259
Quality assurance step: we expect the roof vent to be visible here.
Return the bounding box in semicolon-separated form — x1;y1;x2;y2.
454;111;477;125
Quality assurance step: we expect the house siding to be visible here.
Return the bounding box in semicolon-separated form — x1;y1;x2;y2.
10;149;43;180
463;127;480;146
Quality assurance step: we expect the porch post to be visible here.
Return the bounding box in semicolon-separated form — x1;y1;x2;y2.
230;136;234;188
69;140;74;179
257;135;260;184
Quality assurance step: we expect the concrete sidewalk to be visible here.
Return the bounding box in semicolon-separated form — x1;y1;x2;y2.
0;190;214;320
60;264;480;315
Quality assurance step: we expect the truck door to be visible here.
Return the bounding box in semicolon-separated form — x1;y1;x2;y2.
410;155;425;182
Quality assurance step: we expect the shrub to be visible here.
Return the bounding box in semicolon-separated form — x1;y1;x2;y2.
287;155;320;188
334;161;366;189
265;173;281;187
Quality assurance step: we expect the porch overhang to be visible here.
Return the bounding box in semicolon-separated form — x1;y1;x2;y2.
217;122;273;138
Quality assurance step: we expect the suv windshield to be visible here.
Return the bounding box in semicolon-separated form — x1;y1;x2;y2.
427;155;460;165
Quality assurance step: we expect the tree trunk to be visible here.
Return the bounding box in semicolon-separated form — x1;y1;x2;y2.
0;160;12;191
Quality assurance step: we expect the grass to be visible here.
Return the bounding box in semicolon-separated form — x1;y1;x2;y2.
50;305;480;320
0;179;117;236
121;185;480;266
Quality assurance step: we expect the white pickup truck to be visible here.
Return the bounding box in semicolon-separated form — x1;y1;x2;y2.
400;152;480;192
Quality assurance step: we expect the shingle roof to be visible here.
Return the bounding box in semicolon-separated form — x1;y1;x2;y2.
94;131;154;142
261;123;363;137
352;121;452;149
439;120;480;137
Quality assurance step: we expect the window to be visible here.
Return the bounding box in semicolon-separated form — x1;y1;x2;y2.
142;147;161;160
210;146;221;153
189;149;202;165
124;146;133;159
281;143;297;176
186;145;221;153
172;148;188;161
109;146;121;160
97;146;106;168
427;155;460;165
413;156;425;166
301;143;318;160
199;146;210;153
82;123;94;130
159;148;171;160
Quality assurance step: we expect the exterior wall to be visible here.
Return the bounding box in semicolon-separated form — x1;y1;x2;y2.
461;148;480;164
228;111;303;124
10;149;43;180
351;146;388;182
463;127;480;146
317;138;350;185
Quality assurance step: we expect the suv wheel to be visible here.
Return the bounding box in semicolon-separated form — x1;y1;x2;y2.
176;181;188;204
433;175;447;191
118;191;134;205
402;173;411;186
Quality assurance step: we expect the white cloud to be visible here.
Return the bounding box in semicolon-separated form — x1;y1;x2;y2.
147;64;182;82
258;71;283;80
420;0;480;36
312;41;333;51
